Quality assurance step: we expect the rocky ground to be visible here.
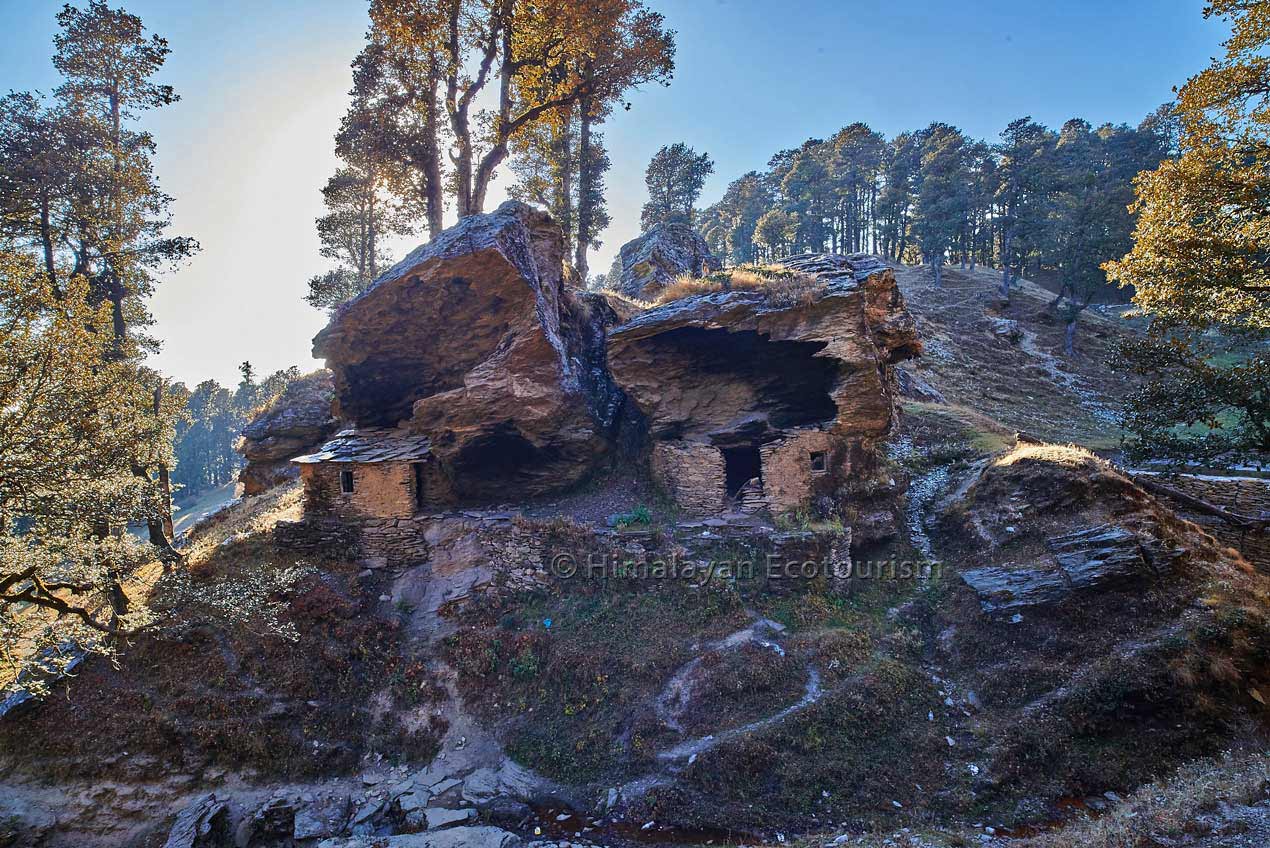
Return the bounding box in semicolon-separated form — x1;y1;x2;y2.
2;258;1268;847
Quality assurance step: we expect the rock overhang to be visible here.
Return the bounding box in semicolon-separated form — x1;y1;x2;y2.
309;201;620;500
605;255;921;447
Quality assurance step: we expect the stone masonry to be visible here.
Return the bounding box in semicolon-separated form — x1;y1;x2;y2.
651;442;726;515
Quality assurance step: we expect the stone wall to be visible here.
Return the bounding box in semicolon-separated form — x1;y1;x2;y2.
1144;473;1270;571
651;441;726;516
279;507;859;602
300;462;418;521
759;429;845;515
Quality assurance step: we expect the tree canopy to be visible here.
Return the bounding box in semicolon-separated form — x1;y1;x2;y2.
1104;0;1270;464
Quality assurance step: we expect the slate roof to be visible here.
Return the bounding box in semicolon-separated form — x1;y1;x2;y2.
292;428;432;464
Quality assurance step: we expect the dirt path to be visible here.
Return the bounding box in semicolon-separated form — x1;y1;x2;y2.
656;666;823;763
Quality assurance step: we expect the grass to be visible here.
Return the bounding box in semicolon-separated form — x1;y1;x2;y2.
649;265;827;307
444;578;750;784
0;481;447;781
596;287;652;312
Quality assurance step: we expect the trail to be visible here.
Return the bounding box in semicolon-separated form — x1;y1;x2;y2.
657;666;823;763
1018;328;1116;424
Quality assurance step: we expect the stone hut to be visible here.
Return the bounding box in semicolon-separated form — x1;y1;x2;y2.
605;253;920;517
293;429;439;520
290;199;919;536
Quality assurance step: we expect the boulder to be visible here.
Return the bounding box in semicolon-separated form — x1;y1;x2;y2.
614;222;721;300
236;796;296;846
960;565;1070;612
294;795;351;841
606;254;920;446
312;201;621;501
163;794;230;848
424;807;477;830
1049;524;1149;589
238;371;337;495
988;316;1023;344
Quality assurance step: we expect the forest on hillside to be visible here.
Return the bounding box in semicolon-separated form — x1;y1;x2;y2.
695;111;1175;305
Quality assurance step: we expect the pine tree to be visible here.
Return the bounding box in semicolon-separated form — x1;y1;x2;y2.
305;161;413;310
641;143;714;228
913;123;970;287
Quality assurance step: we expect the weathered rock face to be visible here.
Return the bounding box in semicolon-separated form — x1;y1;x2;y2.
606;254;921;447
238;371;337;496
614;222;721;300
313;201;621;501
943;443;1201;615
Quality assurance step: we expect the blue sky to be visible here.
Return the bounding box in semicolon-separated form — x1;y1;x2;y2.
0;0;1227;386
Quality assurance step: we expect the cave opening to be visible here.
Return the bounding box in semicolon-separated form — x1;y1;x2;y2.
722;446;763;498
633;327;840;441
446;422;564;500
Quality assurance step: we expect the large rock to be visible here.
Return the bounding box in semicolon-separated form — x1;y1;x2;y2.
238;371;337;495
614;222;721;300
312;201;621;501
960;524;1152;612
605;253;921;446
162;794;230;848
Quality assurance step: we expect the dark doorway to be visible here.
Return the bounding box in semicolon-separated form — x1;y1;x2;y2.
722;446;762;498
413;463;427;512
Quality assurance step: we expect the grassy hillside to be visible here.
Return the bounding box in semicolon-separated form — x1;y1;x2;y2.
894;263;1137;451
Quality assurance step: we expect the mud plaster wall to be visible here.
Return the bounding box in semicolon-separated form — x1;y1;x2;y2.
759;430;845;515
651;441;726;516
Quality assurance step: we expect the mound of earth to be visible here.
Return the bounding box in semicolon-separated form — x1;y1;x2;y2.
1;441;1267;847
893;263;1137;450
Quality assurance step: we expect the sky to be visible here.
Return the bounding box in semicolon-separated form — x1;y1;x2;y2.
0;0;1229;387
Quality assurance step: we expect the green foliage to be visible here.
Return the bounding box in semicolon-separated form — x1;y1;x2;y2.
697;110;1165;304
1115;334;1268;465
913;122;971;282
614;505;652;527
171;364;301;497
1104;1;1270;464
641;142;714;228
0;1;198;686
304;164;414;311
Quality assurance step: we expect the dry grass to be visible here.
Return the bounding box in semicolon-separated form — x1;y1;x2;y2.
596;288;652;312
181;479;303;555
1018;751;1270;848
650;265;827;307
789;751;1270;848
992;441;1108;469
653;273;722;303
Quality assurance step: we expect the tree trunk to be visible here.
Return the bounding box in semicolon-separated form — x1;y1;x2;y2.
423;59;445;238
39;193;57;290
557;106;575;254
1000;229;1013;301
1063;316;1078;357
574;89;594;279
